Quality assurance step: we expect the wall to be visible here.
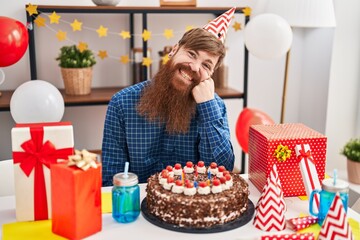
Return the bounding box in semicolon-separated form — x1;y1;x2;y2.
1;0;358;178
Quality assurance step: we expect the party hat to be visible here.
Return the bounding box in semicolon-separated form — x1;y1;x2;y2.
318;193;354;240
253;164;287;231
202;7;236;43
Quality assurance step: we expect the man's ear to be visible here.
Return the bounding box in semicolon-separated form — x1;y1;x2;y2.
168;44;179;58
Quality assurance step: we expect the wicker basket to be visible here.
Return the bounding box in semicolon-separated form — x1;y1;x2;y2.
61;67;93;95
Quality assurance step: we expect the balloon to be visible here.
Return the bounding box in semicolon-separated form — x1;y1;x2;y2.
10;80;65;123
244;13;293;60
235;108;275;153
0;16;29;67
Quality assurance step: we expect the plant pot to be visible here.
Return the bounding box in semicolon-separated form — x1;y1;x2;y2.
347;159;360;184
61;67;93;95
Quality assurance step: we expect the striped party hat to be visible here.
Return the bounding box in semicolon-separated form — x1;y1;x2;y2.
202;7;236;43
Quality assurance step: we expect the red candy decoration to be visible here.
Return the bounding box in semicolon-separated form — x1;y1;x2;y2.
186;161;193;168
213;179;221;186
161;170;169;178
218;166;226;172
174;163;181;170
199;182;207;188
220;177;226;184
166;165;173;172
167;176;174;183
197;161;205;167
175;180;183;186
210;162;217;169
225;174;231;181
186;182;194;188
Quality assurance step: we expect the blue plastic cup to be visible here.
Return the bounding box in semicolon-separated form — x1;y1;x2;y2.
112;172;140;223
309;178;349;226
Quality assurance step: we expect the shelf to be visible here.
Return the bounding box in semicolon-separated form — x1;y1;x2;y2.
0;86;243;111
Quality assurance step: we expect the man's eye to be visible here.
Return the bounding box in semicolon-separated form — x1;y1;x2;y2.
188;51;196;58
203;64;211;70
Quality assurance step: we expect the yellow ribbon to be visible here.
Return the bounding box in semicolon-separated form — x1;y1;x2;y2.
273;144;292;162
67;149;99;171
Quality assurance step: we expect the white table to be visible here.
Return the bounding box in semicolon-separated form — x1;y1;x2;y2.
1;175;359;240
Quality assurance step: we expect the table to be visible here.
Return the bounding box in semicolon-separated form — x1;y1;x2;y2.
1;175;359;240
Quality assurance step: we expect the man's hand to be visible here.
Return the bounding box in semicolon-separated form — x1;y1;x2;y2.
192;78;215;103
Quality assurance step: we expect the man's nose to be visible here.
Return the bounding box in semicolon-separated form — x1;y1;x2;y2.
188;62;200;72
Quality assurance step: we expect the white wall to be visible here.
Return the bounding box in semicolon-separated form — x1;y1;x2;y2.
0;0;359;178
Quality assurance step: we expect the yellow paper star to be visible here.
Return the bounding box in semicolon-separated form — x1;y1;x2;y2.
77;42;88;53
34;16;46;27
56;30;67;41
163;29;174;40
142;57;152;67
98;50;108;59
119;31;131;39
142;29;151;42
120;55;130;64
96;25;108;37
185;25;194;32
232;21;241;31
26;4;38;16
49;11;61;24
71;19;82;32
243;7;252;17
162;54;170;65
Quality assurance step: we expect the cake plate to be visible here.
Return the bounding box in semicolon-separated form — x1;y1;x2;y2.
141;197;255;233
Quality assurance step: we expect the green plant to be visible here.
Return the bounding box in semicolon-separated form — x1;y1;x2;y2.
341;138;360;162
56;45;96;68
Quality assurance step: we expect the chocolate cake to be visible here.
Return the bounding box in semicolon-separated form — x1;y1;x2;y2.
145;162;250;228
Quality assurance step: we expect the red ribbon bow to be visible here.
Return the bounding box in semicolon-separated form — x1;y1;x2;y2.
297;144;315;165
13;125;73;220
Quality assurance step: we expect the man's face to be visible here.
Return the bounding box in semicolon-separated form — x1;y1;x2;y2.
169;46;219;92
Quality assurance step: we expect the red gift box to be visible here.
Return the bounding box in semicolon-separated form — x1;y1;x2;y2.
11;122;74;221
248;123;327;197
51;162;102;240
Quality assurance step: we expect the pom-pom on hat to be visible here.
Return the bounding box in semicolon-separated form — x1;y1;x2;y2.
202;7;236;43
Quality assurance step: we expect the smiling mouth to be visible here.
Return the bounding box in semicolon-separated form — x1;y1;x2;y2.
179;68;192;82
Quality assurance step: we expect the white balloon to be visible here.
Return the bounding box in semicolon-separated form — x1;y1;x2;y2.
10;80;65;123
244;13;293;60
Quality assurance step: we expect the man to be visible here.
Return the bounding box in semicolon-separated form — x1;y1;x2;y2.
102;8;236;185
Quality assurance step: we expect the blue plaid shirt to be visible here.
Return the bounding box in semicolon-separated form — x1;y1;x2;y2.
102;80;234;186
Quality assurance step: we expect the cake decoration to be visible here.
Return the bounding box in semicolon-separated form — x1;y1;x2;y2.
211;178;222;194
209;162;218;175
216;165;226;177
159;169;169;185
173;163;182;175
184;181;197;196
198;181;211;195
196;161;206;174
172;179;185;193
163;176;174;190
183;161;194;174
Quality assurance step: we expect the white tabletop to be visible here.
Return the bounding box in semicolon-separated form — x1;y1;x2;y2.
1;174;359;240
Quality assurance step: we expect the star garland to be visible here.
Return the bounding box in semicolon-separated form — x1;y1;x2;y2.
26;3;246;67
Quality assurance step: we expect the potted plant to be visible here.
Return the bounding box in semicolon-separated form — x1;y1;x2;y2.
56;45;96;95
341;138;360;184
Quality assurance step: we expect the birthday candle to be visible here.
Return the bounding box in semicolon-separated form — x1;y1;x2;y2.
182;170;185;184
208;168;211;179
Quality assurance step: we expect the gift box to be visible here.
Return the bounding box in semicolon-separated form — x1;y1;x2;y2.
11;122;74;221
248;123;327;197
51;162;102;240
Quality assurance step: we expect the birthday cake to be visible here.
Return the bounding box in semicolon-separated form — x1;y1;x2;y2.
145;161;250;228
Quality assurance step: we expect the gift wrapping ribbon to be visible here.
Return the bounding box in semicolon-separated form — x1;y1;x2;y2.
295;144;320;210
13;126;73;220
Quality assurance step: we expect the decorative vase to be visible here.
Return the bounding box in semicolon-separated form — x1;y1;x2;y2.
347;159;360;184
61;67;92;95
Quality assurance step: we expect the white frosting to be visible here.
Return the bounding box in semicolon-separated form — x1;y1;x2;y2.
216;172;224;178
197;166;206;174
197;186;211;195
183;166;194;174
222;183;230;190
171;185;184;193
173;168;183;175
209;168;218;175
211;185;222;194
226;179;233;188
184;187;197;196
159;177;167;185
168;171;174;177
163;182;174;190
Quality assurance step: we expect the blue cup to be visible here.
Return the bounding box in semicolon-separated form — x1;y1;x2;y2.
112;172;140;223
309;178;349;226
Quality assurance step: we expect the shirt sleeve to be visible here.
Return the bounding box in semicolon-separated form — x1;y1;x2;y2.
101;95;129;186
196;97;235;171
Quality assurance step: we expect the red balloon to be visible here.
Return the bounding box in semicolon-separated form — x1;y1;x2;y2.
0;16;29;67
235;108;275;153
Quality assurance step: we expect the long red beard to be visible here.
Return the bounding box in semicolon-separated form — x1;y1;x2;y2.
137;60;201;134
